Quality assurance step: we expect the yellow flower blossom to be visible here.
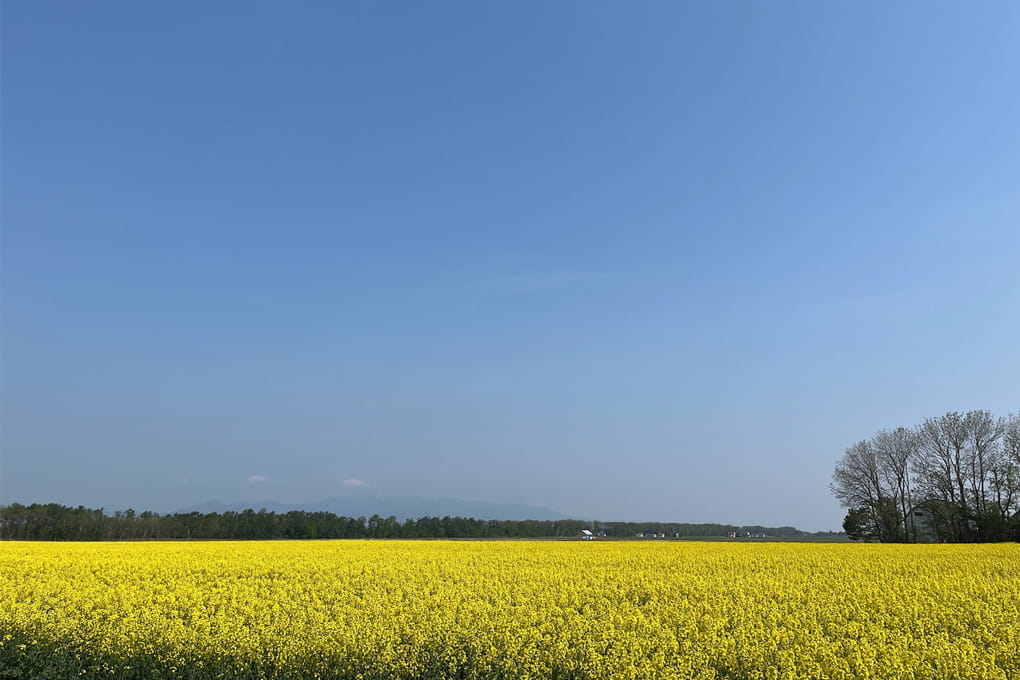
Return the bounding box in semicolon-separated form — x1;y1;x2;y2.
0;541;1017;679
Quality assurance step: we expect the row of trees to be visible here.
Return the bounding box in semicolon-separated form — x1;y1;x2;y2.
0;503;813;541
832;410;1020;542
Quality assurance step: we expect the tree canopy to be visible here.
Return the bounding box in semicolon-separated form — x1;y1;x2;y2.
833;410;1020;543
0;503;815;541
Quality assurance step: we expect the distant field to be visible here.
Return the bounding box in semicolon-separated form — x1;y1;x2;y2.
3;541;1017;679
606;534;853;543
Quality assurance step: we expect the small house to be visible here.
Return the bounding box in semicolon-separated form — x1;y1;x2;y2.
908;505;938;543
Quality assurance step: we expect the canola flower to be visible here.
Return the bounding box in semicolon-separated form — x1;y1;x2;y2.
1;540;1018;679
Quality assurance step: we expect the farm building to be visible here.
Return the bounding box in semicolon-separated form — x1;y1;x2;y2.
908;505;938;543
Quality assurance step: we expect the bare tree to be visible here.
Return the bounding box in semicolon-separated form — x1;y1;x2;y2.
988;413;1020;538
872;427;919;541
914;412;973;541
1004;413;1020;468
837;410;1019;543
832;439;905;542
962;410;1004;522
832;440;883;510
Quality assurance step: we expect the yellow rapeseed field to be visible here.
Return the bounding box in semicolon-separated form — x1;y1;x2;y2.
1;540;1017;679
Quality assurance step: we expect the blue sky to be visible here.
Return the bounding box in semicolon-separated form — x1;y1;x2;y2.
2;2;1018;531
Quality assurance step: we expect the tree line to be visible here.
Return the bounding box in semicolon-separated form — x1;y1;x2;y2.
0;503;813;541
832;410;1020;542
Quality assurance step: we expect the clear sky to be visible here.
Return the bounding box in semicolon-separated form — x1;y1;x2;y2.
2;2;1018;531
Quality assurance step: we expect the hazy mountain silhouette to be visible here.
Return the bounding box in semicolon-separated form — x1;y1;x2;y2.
178;494;571;521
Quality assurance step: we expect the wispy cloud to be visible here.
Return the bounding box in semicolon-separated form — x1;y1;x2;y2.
247;475;268;483
342;478;367;487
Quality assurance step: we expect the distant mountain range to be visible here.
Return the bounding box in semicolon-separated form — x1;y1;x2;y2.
176;494;572;522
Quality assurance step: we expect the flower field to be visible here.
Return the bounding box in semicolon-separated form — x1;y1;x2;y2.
2;541;1017;679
